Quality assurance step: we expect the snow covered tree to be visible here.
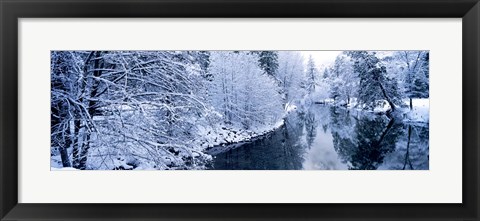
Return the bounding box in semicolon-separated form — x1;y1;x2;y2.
322;67;330;79
329;59;342;103
51;51;84;168
209;51;284;130
98;51;210;169
394;51;429;109
310;66;332;104
256;51;279;78
330;54;357;105
329;78;342;103
51;51;111;169
193;51;211;80
276;51;306;105
51;51;212;170
305;56;318;95
348;51;401;112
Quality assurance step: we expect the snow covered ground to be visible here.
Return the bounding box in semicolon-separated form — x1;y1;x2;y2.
196;118;286;150
403;98;429;123
195;103;296;151
320;97;429;123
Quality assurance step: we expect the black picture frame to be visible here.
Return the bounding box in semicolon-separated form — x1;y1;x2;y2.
1;0;479;220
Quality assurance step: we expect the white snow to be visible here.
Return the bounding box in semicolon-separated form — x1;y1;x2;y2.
50;50;429;170
285;102;297;113
196;117;286;150
403;98;429;123
373;100;392;113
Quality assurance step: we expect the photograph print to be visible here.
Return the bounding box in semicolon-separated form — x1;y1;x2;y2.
51;50;429;170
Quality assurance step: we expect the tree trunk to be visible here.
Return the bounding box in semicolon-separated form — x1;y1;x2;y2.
78;51;103;170
58;120;72;167
50;101;70;167
72;119;81;168
58;145;71;167
377;117;395;145
409;98;413;110
378;82;396;112
402;125;413;170
78;132;90;170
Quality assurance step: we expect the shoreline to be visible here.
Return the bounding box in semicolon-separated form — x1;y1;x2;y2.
200;118;287;156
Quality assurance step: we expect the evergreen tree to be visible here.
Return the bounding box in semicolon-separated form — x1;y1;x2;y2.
305;56;318;95
329;78;342;103
348;51;401;111
322;67;330;79
257;51;279;77
196;51;212;81
414;52;429;98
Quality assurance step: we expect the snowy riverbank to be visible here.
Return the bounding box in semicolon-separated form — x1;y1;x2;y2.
317;98;429;123
195;103;298;150
402;98;429;123
196;118;286;150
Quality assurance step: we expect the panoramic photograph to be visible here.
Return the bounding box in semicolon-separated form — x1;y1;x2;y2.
51;50;429;170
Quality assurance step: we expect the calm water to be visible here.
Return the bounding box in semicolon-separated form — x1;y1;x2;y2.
207;105;429;170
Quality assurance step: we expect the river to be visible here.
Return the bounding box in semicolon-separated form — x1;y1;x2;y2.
206;105;429;170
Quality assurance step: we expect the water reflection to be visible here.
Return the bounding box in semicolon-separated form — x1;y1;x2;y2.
208;105;429;170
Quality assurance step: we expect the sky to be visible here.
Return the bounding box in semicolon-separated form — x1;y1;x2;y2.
300;51;342;69
300;50;395;70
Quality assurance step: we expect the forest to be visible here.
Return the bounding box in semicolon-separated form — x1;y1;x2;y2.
50;50;429;170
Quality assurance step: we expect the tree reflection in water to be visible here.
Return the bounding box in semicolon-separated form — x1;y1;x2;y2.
210;112;307;170
330;107;403;170
209;105;429;170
